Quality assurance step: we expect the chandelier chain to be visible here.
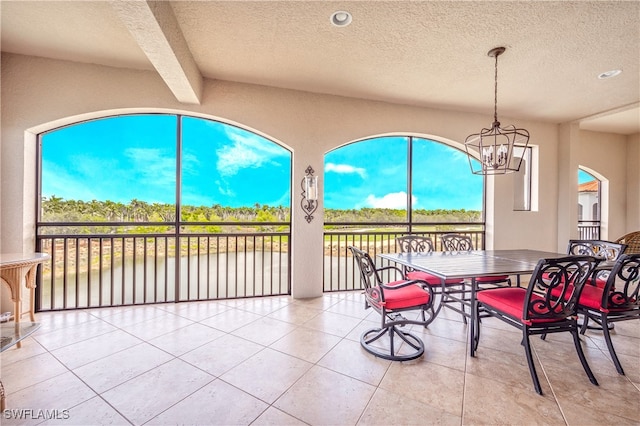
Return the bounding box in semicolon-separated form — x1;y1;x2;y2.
493;52;499;124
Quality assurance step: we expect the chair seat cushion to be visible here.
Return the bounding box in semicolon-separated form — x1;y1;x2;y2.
477;287;562;324
588;277;607;288
380;281;431;310
474;275;510;283
551;283;633;313
406;271;464;286
577;284;607;310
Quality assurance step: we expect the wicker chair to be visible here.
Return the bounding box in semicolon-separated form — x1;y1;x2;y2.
615;231;640;254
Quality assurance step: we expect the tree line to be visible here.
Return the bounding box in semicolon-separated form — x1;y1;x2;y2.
41;196;481;225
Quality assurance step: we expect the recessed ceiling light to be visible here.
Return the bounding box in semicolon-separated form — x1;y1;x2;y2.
330;11;352;27
598;69;622;79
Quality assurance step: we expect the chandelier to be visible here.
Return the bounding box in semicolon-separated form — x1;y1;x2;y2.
465;47;530;175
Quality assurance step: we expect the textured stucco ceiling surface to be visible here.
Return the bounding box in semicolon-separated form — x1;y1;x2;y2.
1;0;638;134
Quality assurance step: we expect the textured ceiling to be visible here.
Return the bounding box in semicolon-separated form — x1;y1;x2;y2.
1;0;639;134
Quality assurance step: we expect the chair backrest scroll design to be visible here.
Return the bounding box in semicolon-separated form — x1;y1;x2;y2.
526;256;599;322
602;253;640;310
567;240;627;261
396;235;434;254
396;236;434;275
348;246;382;292
442;233;474;252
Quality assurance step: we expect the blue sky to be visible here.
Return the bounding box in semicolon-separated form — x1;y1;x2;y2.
42;115;490;211
324;137;483;210
578;169;595;184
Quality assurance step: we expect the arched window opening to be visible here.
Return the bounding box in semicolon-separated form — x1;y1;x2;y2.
578;169;601;239
36;114;292;311
323;136;485;291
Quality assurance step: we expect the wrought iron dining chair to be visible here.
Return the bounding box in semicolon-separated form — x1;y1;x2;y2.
441;233;512;286
474;255;600;395
567;239;627;287
396;235;467;322
575;253;640;375
348;245;435;361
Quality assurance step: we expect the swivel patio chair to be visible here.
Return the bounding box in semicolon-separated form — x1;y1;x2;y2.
474;255;600;395
441;233;512;287
348;245;434;361
576;253;640;375
396;235;467;322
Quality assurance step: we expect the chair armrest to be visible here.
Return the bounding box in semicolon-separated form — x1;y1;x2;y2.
375;265;405;276
379;279;435;299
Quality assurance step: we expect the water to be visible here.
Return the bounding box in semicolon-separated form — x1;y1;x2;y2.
39;251;290;310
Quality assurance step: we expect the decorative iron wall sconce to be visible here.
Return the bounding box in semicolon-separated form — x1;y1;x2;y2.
301;166;318;223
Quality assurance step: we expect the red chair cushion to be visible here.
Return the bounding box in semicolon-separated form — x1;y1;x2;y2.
381;281;431;310
588;277;607;288
577;284;605;310
406;271;464;286
477;287;562;324
549;283;605;311
474;275;510;283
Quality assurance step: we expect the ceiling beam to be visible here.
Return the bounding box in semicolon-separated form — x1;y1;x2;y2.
110;0;202;104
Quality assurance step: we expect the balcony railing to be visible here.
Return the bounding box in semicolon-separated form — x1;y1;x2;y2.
322;223;485;292
35;221;484;310
578;221;601;240
36;223;290;311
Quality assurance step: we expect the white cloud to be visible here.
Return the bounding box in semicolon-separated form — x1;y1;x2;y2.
325;163;366;178
124;148;176;186
41;160;98;201
180;152;199;176
364;191;416;209
216;128;287;177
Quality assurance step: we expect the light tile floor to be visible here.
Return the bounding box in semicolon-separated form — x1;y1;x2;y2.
1;292;638;425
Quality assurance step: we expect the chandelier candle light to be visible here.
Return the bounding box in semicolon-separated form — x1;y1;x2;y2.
465;47;530;175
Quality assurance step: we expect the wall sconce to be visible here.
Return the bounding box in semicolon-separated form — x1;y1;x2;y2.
301;166;318;223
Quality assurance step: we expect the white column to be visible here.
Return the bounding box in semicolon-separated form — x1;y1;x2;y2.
557;123;580;250
290;152;325;298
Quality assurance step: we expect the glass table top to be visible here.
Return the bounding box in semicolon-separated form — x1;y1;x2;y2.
0;322;40;352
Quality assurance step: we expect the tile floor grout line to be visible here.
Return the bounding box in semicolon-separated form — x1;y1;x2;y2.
3;293;638;425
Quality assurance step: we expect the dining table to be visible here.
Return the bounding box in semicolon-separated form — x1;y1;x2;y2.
378;249;569;356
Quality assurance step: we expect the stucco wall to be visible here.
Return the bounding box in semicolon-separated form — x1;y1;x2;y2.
578;130;629;240
627;133;640;232
1;53;636;299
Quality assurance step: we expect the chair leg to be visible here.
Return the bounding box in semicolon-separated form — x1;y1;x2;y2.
360;325;425;361
571;328;599;386
440;291;467;324
579;314;590;335
472;305;481;352
522;331;543;395
601;316;625;375
420;304;437;328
